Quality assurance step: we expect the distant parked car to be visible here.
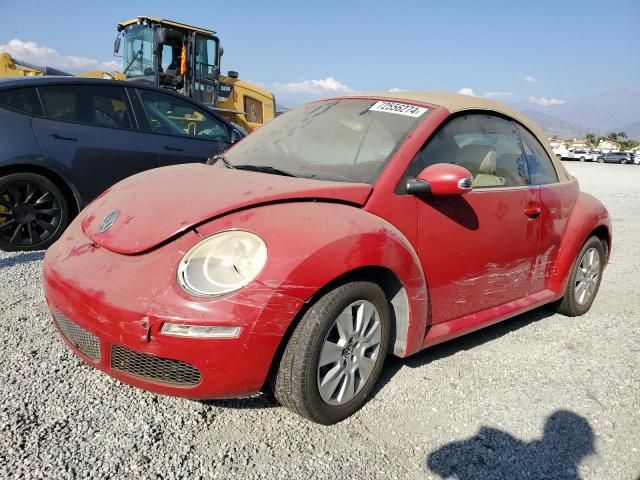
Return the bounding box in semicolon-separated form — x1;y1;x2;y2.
568;149;596;162
0;77;243;251
600;152;635;164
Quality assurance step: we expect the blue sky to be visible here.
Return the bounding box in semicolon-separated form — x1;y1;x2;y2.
1;0;638;106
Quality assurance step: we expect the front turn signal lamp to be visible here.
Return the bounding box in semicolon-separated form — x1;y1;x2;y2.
160;323;241;339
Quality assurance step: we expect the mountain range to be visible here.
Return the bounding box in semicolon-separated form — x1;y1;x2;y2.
507;88;640;140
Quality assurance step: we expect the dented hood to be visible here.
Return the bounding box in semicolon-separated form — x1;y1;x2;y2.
81;164;372;255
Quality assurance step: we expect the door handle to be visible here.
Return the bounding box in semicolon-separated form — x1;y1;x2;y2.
524;206;541;218
164;146;183;152
52;133;78;142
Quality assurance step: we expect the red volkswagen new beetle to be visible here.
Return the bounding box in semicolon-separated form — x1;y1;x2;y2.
43;93;611;424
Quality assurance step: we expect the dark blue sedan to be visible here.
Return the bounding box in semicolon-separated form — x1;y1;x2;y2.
0;77;243;251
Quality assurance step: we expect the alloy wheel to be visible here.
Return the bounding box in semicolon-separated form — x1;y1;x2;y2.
316;300;382;405
574;247;601;306
0;180;63;248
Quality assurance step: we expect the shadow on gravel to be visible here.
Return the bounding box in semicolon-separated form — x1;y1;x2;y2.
199;390;280;410
426;410;595;480
374;306;555;395
0;251;45;269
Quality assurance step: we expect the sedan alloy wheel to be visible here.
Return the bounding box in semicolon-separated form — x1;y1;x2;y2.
0;173;68;251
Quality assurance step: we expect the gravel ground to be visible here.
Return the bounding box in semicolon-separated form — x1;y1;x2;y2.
1;162;638;480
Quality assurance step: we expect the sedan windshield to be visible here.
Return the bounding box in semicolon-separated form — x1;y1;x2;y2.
224;99;429;183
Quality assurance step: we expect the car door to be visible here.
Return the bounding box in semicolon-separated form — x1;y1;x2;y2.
408;113;541;324
31;83;159;203
516;124;577;294
135;89;231;167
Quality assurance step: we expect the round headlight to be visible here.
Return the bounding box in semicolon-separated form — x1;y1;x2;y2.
177;231;267;297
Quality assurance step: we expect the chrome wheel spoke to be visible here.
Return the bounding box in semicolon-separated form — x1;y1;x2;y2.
0;219;16;230
335;310;354;341
575;267;587;283
355;301;375;336
357;356;375;381
319;365;345;400
9;224;22;244
34;191;51;205
336;369;355;404
319;340;342;367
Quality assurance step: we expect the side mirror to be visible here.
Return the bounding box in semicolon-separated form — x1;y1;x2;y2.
113;36;121;55
406;163;473;196
228;70;239;79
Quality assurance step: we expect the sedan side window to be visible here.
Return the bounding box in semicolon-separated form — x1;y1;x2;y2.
39;85;133;130
0;87;43;116
402;114;530;192
138;90;230;142
516;126;559;185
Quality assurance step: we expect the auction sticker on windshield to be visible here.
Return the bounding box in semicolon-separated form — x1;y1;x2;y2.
368;101;429;117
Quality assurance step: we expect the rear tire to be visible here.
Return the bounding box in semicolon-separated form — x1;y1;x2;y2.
273;281;390;424
0;173;69;252
555;236;605;317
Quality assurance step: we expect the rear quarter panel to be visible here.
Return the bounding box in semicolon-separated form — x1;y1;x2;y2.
545;187;611;296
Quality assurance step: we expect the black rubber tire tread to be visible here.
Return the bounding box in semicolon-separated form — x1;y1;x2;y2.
273;281;390;425
0;172;69;252
556;236;605;317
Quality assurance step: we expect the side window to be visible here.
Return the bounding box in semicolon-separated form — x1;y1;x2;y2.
39;85;133;129
244;96;263;124
0;88;43;116
139;90;230;142
516;126;559;185
401;114;530;192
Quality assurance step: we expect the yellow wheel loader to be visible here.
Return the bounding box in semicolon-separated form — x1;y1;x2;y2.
114;17;275;131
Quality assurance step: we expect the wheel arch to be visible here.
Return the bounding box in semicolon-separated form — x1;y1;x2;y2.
0;164;82;218
264;265;414;392
548;192;611;296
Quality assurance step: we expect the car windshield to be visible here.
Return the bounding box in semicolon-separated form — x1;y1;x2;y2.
223;99;429;183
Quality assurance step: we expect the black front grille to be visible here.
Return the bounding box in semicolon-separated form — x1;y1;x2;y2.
53;311;101;361
110;345;201;386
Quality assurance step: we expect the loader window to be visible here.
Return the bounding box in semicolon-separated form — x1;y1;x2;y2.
122;25;155;82
244;97;263;124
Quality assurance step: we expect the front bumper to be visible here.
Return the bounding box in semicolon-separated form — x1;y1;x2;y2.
43;219;305;399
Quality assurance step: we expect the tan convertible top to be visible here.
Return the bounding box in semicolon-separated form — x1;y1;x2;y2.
344;91;571;182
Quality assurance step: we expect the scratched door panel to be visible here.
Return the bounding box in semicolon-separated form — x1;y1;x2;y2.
417;188;540;324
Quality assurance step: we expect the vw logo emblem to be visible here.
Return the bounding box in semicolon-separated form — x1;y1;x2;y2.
99;210;120;233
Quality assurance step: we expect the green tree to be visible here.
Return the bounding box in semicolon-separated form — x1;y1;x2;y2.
585;133;598;148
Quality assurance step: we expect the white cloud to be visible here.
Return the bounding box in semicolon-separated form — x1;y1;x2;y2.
388;87;408;92
0;39;119;72
272;77;353;96
525;75;537;84
485;91;514;98
457;87;476;96
527;96;565;106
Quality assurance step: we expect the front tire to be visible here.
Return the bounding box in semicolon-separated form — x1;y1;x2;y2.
274;281;390;424
555;236;605;317
0;173;69;251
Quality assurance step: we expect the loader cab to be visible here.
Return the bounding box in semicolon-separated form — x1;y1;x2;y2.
115;17;221;107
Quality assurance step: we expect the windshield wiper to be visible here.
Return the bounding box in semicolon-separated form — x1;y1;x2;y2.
210;156;298;177
123;49;143;74
234;164;298;177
